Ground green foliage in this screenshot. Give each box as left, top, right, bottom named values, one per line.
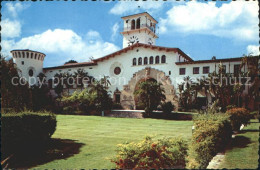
left=111, top=136, right=188, bottom=169
left=64, top=60, right=78, bottom=64
left=31, top=83, right=53, bottom=111
left=1, top=111, right=57, bottom=158
left=198, top=100, right=221, bottom=114
left=226, top=105, right=237, bottom=111
left=1, top=57, right=32, bottom=112
left=134, top=81, right=165, bottom=116
left=161, top=101, right=174, bottom=114
left=61, top=78, right=113, bottom=114
left=112, top=103, right=123, bottom=109
left=188, top=114, right=232, bottom=169
left=226, top=107, right=251, bottom=131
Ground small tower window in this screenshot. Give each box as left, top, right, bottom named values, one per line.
left=22, top=52, right=25, bottom=58
left=31, top=53, right=33, bottom=59
left=136, top=18, right=140, bottom=29
left=138, top=57, right=142, bottom=65
left=144, top=57, right=148, bottom=65
left=27, top=52, right=29, bottom=58
left=18, top=52, right=21, bottom=58
left=28, top=69, right=34, bottom=77
left=21, top=61, right=24, bottom=65
left=161, top=55, right=166, bottom=63
left=149, top=56, right=154, bottom=64
left=169, top=71, right=171, bottom=75
left=133, top=58, right=136, bottom=66
left=155, top=55, right=160, bottom=64
left=131, top=19, right=135, bottom=30
left=35, top=53, right=37, bottom=59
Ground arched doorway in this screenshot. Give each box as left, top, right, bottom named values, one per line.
left=134, top=78, right=157, bottom=110
left=120, top=67, right=178, bottom=110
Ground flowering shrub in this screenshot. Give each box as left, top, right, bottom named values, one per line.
left=226, top=107, right=250, bottom=131
left=187, top=114, right=232, bottom=169
left=111, top=136, right=188, bottom=169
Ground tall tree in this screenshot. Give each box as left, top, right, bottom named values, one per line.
left=1, top=57, right=32, bottom=112
left=134, top=80, right=165, bottom=116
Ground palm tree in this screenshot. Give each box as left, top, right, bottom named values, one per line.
left=240, top=54, right=259, bottom=110
left=74, top=68, right=91, bottom=90
left=134, top=80, right=165, bottom=115
left=100, top=75, right=111, bottom=89
left=63, top=72, right=73, bottom=95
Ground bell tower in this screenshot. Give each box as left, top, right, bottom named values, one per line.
left=121, top=12, right=158, bottom=48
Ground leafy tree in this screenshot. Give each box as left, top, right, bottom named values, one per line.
left=30, top=72, right=53, bottom=111
left=1, top=57, right=32, bottom=112
left=53, top=73, right=65, bottom=98
left=178, top=76, right=195, bottom=110
left=64, top=60, right=78, bottom=64
left=89, top=78, right=113, bottom=112
left=240, top=54, right=259, bottom=110
left=134, top=80, right=165, bottom=116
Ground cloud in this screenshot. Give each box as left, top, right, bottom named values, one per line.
left=109, top=0, right=165, bottom=15
left=159, top=1, right=259, bottom=42
left=2, top=29, right=120, bottom=66
left=111, top=22, right=119, bottom=41
left=6, top=2, right=29, bottom=18
left=247, top=45, right=260, bottom=56
left=1, top=19, right=22, bottom=38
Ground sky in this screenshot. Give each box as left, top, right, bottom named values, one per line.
left=1, top=0, right=259, bottom=67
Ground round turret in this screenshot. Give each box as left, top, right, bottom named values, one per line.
left=11, top=49, right=46, bottom=85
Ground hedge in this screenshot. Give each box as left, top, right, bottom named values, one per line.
left=111, top=136, right=188, bottom=169
left=187, top=114, right=232, bottom=169
left=1, top=111, right=57, bottom=158
left=226, top=107, right=251, bottom=131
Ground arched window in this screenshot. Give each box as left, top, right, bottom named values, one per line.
left=22, top=52, right=25, bottom=58
left=18, top=52, right=21, bottom=58
left=27, top=52, right=29, bottom=58
left=149, top=56, right=154, bottom=64
left=155, top=55, right=160, bottom=64
left=136, top=18, right=140, bottom=29
left=144, top=57, right=148, bottom=65
left=133, top=58, right=136, bottom=66
left=138, top=57, right=142, bottom=65
left=161, top=55, right=166, bottom=63
left=31, top=53, right=33, bottom=59
left=131, top=20, right=135, bottom=30
left=35, top=53, right=37, bottom=59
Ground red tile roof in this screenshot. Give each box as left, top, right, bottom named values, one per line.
left=43, top=61, right=97, bottom=70
left=93, top=43, right=193, bottom=62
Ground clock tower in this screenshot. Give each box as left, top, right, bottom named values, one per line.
left=121, top=12, right=158, bottom=48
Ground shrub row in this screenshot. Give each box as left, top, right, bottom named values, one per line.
left=111, top=136, right=188, bottom=169
left=226, top=107, right=251, bottom=131
left=1, top=111, right=57, bottom=158
left=187, top=114, right=232, bottom=169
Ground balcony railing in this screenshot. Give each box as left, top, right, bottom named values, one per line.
left=123, top=24, right=157, bottom=34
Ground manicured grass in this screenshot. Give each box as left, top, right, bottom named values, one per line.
left=219, top=119, right=259, bottom=169
left=35, top=115, right=193, bottom=169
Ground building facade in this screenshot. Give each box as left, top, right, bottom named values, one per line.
left=10, top=12, right=250, bottom=110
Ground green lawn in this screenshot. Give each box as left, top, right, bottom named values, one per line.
left=219, top=119, right=259, bottom=169
left=35, top=115, right=193, bottom=169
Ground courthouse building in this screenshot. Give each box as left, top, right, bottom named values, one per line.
left=11, top=12, right=249, bottom=109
